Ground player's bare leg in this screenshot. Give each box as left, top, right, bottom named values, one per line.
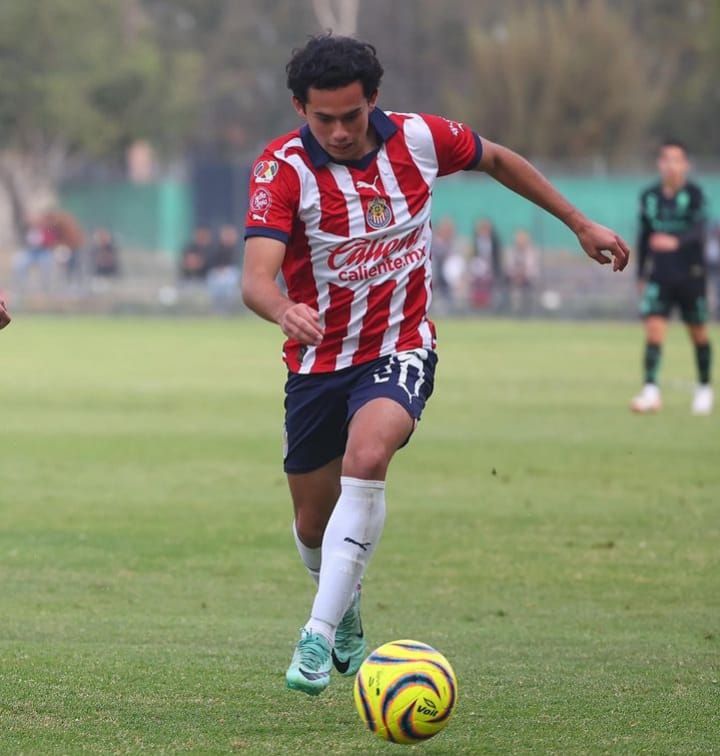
left=289, top=457, right=342, bottom=549
left=632, top=316, right=666, bottom=413
left=687, top=323, right=713, bottom=415
left=288, top=456, right=341, bottom=590
left=343, top=398, right=414, bottom=480
left=645, top=315, right=667, bottom=345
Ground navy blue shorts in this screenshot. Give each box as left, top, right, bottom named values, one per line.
left=283, top=348, right=438, bottom=474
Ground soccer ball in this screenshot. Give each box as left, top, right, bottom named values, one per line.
left=353, top=639, right=458, bottom=744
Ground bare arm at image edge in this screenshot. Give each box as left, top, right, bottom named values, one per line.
left=0, top=300, right=11, bottom=329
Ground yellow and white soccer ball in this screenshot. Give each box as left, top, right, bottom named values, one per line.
left=353, top=639, right=458, bottom=744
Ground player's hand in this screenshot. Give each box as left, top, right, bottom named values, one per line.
left=576, top=221, right=630, bottom=271
left=279, top=302, right=323, bottom=346
left=0, top=300, right=11, bottom=329
left=649, top=232, right=679, bottom=252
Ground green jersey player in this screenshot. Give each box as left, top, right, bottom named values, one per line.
left=631, top=140, right=713, bottom=415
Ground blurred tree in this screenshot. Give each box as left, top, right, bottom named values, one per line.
left=312, top=0, right=359, bottom=35
left=140, top=0, right=500, bottom=155
left=0, top=0, right=201, bottom=240
left=645, top=0, right=720, bottom=156
left=142, top=0, right=319, bottom=154
left=356, top=0, right=477, bottom=115
left=129, top=0, right=720, bottom=161
left=450, top=0, right=665, bottom=164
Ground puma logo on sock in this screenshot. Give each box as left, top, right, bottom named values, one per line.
left=344, top=537, right=371, bottom=551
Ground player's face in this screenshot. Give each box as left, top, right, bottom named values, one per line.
left=294, top=82, right=378, bottom=162
left=657, top=145, right=689, bottom=187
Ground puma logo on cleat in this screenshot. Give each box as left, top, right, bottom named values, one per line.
left=344, top=537, right=371, bottom=551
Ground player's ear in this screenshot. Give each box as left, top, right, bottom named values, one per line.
left=367, top=90, right=379, bottom=110
left=291, top=96, right=307, bottom=119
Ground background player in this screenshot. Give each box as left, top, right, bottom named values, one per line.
left=631, top=140, right=713, bottom=415
left=241, top=34, right=630, bottom=696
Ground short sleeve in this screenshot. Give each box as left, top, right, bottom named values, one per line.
left=420, top=114, right=483, bottom=176
left=244, top=154, right=300, bottom=244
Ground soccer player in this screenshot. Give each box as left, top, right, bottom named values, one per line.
left=631, top=140, right=713, bottom=415
left=241, top=34, right=630, bottom=696
left=0, top=298, right=11, bottom=329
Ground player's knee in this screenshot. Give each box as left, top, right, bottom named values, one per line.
left=294, top=510, right=325, bottom=547
left=343, top=444, right=390, bottom=480
left=689, top=325, right=708, bottom=343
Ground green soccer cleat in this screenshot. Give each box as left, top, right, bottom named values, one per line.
left=332, top=589, right=366, bottom=676
left=286, top=629, right=332, bottom=696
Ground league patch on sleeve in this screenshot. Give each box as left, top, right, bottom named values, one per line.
left=253, top=160, right=279, bottom=183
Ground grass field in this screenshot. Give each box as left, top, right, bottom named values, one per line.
left=1, top=316, right=718, bottom=755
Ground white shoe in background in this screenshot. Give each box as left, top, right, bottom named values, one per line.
left=630, top=384, right=662, bottom=413
left=691, top=384, right=714, bottom=416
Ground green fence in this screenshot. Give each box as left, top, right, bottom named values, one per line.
left=431, top=173, right=720, bottom=249
left=60, top=181, right=192, bottom=257
left=59, top=173, right=719, bottom=258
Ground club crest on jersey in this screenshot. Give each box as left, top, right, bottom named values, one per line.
left=253, top=160, right=279, bottom=183
left=250, top=188, right=272, bottom=223
left=366, top=197, right=392, bottom=230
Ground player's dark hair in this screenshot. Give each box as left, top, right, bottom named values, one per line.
left=659, top=138, right=689, bottom=155
left=286, top=34, right=384, bottom=106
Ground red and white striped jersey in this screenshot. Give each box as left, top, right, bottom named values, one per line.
left=244, top=108, right=482, bottom=373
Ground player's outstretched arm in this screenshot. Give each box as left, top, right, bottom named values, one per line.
left=0, top=299, right=11, bottom=329
left=474, top=139, right=630, bottom=271
left=241, top=237, right=323, bottom=346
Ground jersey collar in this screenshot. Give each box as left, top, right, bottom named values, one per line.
left=300, top=108, right=398, bottom=169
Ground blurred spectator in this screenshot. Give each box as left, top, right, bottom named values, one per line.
left=127, top=139, right=156, bottom=184
left=179, top=226, right=212, bottom=281
left=470, top=219, right=504, bottom=311
left=206, top=224, right=241, bottom=312
left=706, top=222, right=720, bottom=320
left=13, top=213, right=57, bottom=293
left=506, top=229, right=541, bottom=316
left=432, top=217, right=467, bottom=311
left=46, top=209, right=85, bottom=286
left=90, top=228, right=120, bottom=278
left=431, top=217, right=453, bottom=305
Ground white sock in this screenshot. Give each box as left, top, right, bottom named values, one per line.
left=305, top=476, right=386, bottom=645
left=292, top=520, right=321, bottom=585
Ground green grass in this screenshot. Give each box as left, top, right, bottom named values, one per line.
left=1, top=316, right=718, bottom=755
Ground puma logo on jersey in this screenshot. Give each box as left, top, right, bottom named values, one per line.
left=356, top=176, right=382, bottom=195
